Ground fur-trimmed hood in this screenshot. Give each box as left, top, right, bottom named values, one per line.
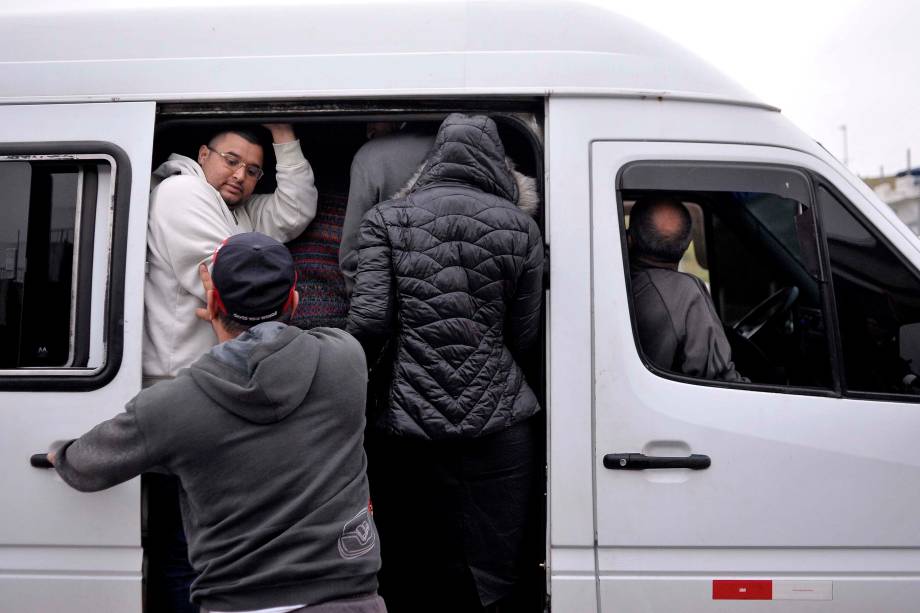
left=393, top=113, right=540, bottom=217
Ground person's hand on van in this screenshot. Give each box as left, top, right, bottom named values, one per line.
left=262, top=123, right=296, bottom=144
left=195, top=263, right=215, bottom=322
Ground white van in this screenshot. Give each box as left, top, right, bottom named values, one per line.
left=3, top=2, right=920, bottom=611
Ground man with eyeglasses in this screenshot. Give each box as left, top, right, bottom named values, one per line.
left=145, top=124, right=317, bottom=382
left=143, top=124, right=316, bottom=612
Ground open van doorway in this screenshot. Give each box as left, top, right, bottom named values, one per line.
left=148, top=102, right=548, bottom=612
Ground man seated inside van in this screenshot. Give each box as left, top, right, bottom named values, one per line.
left=628, top=195, right=747, bottom=382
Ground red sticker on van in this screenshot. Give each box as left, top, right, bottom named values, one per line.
left=712, top=580, right=772, bottom=600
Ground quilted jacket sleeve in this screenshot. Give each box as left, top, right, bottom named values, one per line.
left=346, top=207, right=396, bottom=357
left=507, top=220, right=544, bottom=354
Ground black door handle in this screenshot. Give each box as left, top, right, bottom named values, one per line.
left=603, top=453, right=710, bottom=470
left=30, top=453, right=53, bottom=469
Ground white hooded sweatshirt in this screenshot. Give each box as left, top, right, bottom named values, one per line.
left=143, top=140, right=317, bottom=380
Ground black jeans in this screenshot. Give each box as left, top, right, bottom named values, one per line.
left=367, top=418, right=539, bottom=613
left=145, top=474, right=198, bottom=613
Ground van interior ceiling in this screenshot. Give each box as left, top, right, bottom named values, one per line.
left=150, top=103, right=548, bottom=609
left=153, top=104, right=544, bottom=200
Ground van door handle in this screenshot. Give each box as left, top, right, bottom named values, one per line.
left=603, top=453, right=710, bottom=470
left=30, top=453, right=53, bottom=469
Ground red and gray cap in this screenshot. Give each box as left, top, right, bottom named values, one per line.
left=212, top=232, right=296, bottom=324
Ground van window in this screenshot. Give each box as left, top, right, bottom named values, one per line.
left=0, top=157, right=107, bottom=369
left=817, top=185, right=920, bottom=397
left=619, top=163, right=834, bottom=391
left=619, top=162, right=920, bottom=400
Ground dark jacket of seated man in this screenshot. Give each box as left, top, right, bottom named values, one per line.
left=629, top=195, right=747, bottom=383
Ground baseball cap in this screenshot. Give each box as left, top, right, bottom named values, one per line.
left=211, top=232, right=296, bottom=324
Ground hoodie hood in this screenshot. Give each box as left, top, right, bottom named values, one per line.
left=190, top=322, right=318, bottom=424
left=393, top=113, right=540, bottom=216
left=151, top=153, right=207, bottom=190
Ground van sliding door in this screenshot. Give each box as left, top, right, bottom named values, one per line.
left=0, top=102, right=153, bottom=613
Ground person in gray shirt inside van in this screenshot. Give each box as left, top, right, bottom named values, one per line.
left=338, top=122, right=435, bottom=298
left=46, top=233, right=384, bottom=613
left=629, top=195, right=747, bottom=382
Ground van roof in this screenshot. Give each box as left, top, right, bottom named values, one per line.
left=0, top=0, right=773, bottom=109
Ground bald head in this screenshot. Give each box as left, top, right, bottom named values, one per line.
left=630, top=195, right=693, bottom=264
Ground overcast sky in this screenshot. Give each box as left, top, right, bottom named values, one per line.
left=593, top=0, right=919, bottom=178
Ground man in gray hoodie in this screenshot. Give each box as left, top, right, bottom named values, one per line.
left=46, top=233, right=384, bottom=613
left=144, top=126, right=318, bottom=612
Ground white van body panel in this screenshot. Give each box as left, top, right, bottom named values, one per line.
left=592, top=144, right=920, bottom=611
left=0, top=101, right=153, bottom=612
left=596, top=140, right=917, bottom=613
left=0, top=1, right=769, bottom=108
left=547, top=95, right=920, bottom=611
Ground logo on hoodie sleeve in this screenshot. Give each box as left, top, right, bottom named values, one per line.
left=337, top=506, right=377, bottom=559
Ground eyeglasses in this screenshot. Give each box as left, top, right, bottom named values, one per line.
left=206, top=146, right=264, bottom=181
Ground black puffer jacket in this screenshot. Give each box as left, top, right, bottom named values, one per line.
left=346, top=114, right=544, bottom=440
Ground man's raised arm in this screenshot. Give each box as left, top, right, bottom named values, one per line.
left=245, top=123, right=318, bottom=241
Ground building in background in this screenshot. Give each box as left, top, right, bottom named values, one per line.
left=866, top=169, right=920, bottom=235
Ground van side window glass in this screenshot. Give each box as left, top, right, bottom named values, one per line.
left=0, top=159, right=100, bottom=369
left=620, top=164, right=834, bottom=391
left=817, top=186, right=920, bottom=396
left=742, top=193, right=803, bottom=263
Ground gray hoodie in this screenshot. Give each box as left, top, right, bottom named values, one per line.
left=55, top=324, right=379, bottom=610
